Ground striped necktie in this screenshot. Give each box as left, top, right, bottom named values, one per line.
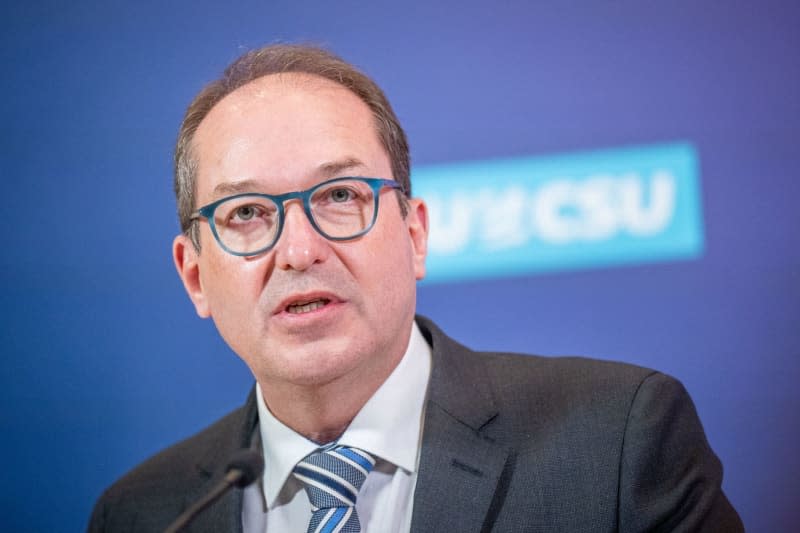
left=292, top=445, right=376, bottom=533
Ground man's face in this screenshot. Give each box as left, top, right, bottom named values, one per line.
left=173, top=73, right=428, bottom=394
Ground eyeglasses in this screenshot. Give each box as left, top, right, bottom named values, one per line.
left=190, top=177, right=404, bottom=256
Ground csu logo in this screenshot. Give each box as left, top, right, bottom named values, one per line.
left=413, top=142, right=704, bottom=283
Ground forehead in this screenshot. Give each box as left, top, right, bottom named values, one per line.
left=206, top=71, right=368, bottom=122
left=191, top=73, right=387, bottom=199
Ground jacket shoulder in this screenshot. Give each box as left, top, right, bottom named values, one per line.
left=105, top=405, right=246, bottom=498
left=89, top=396, right=254, bottom=532
left=418, top=314, right=658, bottom=405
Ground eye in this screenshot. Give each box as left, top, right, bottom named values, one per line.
left=329, top=187, right=356, bottom=203
left=231, top=204, right=262, bottom=221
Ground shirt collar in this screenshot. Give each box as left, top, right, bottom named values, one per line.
left=256, top=321, right=432, bottom=509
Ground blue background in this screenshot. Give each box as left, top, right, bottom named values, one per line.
left=2, top=1, right=798, bottom=531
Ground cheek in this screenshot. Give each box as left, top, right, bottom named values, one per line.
left=199, top=260, right=270, bottom=359
left=355, top=223, right=417, bottom=302
left=199, top=255, right=265, bottom=317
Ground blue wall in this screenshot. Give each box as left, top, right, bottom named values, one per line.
left=2, top=1, right=798, bottom=530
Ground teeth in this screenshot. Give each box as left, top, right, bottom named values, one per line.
left=287, top=299, right=328, bottom=314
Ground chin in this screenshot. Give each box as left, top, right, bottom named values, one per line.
left=257, top=347, right=364, bottom=386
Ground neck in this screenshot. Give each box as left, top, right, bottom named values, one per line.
left=265, top=381, right=373, bottom=443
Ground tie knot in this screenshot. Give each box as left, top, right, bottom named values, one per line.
left=293, top=446, right=376, bottom=510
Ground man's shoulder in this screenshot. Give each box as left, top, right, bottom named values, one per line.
left=415, top=316, right=743, bottom=531
left=418, top=315, right=659, bottom=397
left=417, top=314, right=686, bottom=436
left=480, top=349, right=658, bottom=392
left=471, top=348, right=667, bottom=417
left=90, top=396, right=254, bottom=530
left=104, top=404, right=247, bottom=498
left=480, top=347, right=652, bottom=376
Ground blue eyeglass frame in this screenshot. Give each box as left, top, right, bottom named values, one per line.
left=190, top=176, right=404, bottom=257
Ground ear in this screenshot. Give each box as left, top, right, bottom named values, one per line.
left=173, top=234, right=211, bottom=318
left=406, top=198, right=429, bottom=280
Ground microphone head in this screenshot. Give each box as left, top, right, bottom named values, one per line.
left=225, top=448, right=264, bottom=488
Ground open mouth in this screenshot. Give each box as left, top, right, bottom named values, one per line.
left=286, top=298, right=331, bottom=314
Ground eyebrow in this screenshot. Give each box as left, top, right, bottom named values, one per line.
left=211, top=179, right=264, bottom=197
left=317, top=157, right=367, bottom=178
left=210, top=157, right=368, bottom=198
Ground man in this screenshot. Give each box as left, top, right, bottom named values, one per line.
left=90, top=44, right=742, bottom=532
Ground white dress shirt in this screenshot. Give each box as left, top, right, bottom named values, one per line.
left=242, top=322, right=432, bottom=532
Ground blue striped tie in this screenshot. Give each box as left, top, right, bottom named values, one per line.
left=293, top=445, right=376, bottom=533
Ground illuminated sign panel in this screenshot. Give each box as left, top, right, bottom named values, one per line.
left=413, top=142, right=704, bottom=283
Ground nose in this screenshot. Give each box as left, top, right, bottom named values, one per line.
left=273, top=201, right=330, bottom=271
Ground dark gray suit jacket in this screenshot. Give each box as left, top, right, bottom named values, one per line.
left=89, top=316, right=742, bottom=532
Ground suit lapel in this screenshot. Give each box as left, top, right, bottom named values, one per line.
left=411, top=317, right=511, bottom=533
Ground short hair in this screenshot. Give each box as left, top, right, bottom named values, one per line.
left=174, top=44, right=411, bottom=247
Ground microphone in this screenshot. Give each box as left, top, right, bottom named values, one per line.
left=163, top=448, right=264, bottom=533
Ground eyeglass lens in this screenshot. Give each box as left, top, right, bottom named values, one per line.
left=211, top=178, right=377, bottom=254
